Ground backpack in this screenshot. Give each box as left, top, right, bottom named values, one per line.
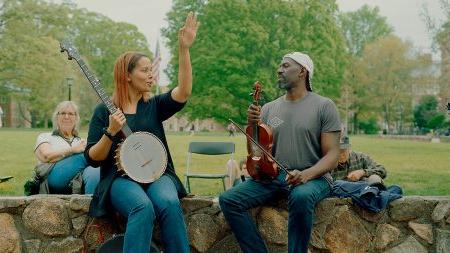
left=24, top=163, right=55, bottom=195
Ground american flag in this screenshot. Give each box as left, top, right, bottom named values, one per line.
left=152, top=39, right=161, bottom=87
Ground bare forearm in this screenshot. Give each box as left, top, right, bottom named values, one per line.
left=36, top=146, right=75, bottom=163
left=173, top=46, right=192, bottom=102
left=305, top=150, right=339, bottom=179
left=88, top=136, right=113, bottom=161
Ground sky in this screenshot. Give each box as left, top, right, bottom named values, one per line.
left=61, top=0, right=446, bottom=86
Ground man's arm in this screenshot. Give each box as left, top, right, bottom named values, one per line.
left=286, top=131, right=340, bottom=185
left=347, top=152, right=387, bottom=181
left=361, top=153, right=387, bottom=179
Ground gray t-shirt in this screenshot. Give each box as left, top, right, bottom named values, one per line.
left=261, top=92, right=341, bottom=180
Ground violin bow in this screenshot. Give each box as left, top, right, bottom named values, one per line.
left=228, top=119, right=292, bottom=176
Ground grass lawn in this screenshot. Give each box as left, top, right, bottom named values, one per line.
left=0, top=128, right=449, bottom=196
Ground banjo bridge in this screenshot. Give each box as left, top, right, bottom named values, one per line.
left=141, top=159, right=152, bottom=167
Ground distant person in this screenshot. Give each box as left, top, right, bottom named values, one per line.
left=226, top=158, right=251, bottom=187
left=34, top=101, right=100, bottom=194
left=331, top=136, right=386, bottom=186
left=227, top=123, right=236, bottom=137
left=0, top=105, right=3, bottom=128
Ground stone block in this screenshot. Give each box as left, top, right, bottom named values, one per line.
left=384, top=236, right=427, bottom=253
left=182, top=196, right=213, bottom=213
left=22, top=198, right=70, bottom=237
left=257, top=207, right=288, bottom=245
left=324, top=205, right=371, bottom=253
left=0, top=197, right=26, bottom=212
left=375, top=223, right=401, bottom=250
left=0, top=213, right=21, bottom=253
left=436, top=229, right=450, bottom=253
left=187, top=213, right=220, bottom=252
left=69, top=195, right=91, bottom=212
left=315, top=198, right=337, bottom=224
left=72, top=215, right=89, bottom=237
left=432, top=201, right=450, bottom=223
left=43, top=237, right=84, bottom=253
left=24, top=239, right=41, bottom=253
left=390, top=197, right=438, bottom=221
left=206, top=234, right=241, bottom=253
left=354, top=205, right=387, bottom=223
left=408, top=221, right=433, bottom=244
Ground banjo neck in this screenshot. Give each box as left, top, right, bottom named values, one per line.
left=60, top=41, right=132, bottom=137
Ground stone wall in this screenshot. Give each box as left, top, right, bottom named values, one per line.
left=377, top=135, right=450, bottom=143
left=0, top=195, right=449, bottom=253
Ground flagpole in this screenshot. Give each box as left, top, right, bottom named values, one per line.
left=153, top=38, right=161, bottom=95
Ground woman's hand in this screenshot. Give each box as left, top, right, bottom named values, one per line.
left=179, top=12, right=200, bottom=49
left=71, top=139, right=87, bottom=153
left=107, top=109, right=126, bottom=136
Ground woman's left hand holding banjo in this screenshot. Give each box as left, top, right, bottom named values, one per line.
left=87, top=109, right=125, bottom=162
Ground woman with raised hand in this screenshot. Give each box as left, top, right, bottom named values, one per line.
left=84, top=13, right=199, bottom=253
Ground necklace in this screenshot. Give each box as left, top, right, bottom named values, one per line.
left=61, top=135, right=75, bottom=145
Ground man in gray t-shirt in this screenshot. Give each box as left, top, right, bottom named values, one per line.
left=220, top=52, right=341, bottom=253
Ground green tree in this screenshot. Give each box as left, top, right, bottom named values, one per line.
left=352, top=35, right=416, bottom=134
left=422, top=0, right=450, bottom=110
left=163, top=0, right=347, bottom=124
left=338, top=4, right=393, bottom=133
left=339, top=4, right=393, bottom=57
left=0, top=0, right=151, bottom=127
left=413, top=95, right=444, bottom=131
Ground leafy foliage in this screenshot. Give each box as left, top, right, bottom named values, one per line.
left=338, top=4, right=393, bottom=56
left=350, top=36, right=418, bottom=133
left=163, top=0, right=347, bottom=124
left=0, top=0, right=151, bottom=126
left=413, top=95, right=448, bottom=132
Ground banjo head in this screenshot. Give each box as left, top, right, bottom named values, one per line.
left=117, top=132, right=168, bottom=184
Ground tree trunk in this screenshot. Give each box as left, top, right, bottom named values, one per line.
left=353, top=112, right=358, bottom=134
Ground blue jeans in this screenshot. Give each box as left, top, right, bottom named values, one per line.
left=219, top=171, right=330, bottom=253
left=110, top=175, right=189, bottom=253
left=47, top=153, right=100, bottom=194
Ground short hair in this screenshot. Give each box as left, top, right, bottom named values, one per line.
left=51, top=101, right=80, bottom=135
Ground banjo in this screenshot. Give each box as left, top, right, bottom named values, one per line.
left=59, top=41, right=167, bottom=184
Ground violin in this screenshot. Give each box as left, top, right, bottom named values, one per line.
left=244, top=82, right=278, bottom=180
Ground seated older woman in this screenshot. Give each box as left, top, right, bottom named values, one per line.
left=34, top=101, right=100, bottom=194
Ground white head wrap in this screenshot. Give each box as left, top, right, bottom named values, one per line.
left=284, top=52, right=314, bottom=91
